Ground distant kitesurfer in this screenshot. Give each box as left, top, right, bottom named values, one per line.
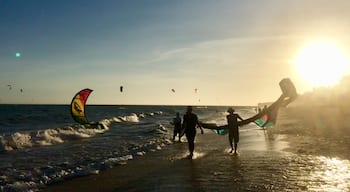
left=173, top=112, right=182, bottom=141
left=263, top=105, right=268, bottom=112
left=182, top=106, right=204, bottom=159
left=226, top=107, right=243, bottom=154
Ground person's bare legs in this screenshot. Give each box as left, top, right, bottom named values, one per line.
left=186, top=133, right=195, bottom=158
left=234, top=143, right=238, bottom=154
left=229, top=135, right=234, bottom=153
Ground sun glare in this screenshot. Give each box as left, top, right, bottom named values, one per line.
left=294, top=41, right=350, bottom=87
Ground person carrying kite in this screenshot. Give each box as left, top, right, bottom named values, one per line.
left=226, top=107, right=244, bottom=154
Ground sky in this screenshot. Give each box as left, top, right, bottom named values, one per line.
left=1, top=0, right=350, bottom=106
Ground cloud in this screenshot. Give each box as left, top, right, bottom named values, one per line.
left=136, top=35, right=298, bottom=79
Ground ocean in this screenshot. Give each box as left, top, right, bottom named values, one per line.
left=0, top=104, right=256, bottom=192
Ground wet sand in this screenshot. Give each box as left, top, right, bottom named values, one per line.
left=44, top=108, right=350, bottom=192
left=271, top=107, right=350, bottom=160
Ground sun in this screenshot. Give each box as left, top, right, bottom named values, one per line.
left=293, top=41, right=350, bottom=87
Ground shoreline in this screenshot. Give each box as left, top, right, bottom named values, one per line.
left=44, top=126, right=292, bottom=192
left=43, top=106, right=350, bottom=191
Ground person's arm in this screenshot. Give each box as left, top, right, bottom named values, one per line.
left=197, top=116, right=204, bottom=134
left=182, top=115, right=186, bottom=130
left=198, top=124, right=204, bottom=134
left=238, top=114, right=244, bottom=121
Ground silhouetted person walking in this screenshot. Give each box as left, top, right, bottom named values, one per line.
left=173, top=112, right=182, bottom=141
left=227, top=107, right=243, bottom=154
left=182, top=106, right=203, bottom=159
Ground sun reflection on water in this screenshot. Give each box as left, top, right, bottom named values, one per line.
left=310, top=156, right=350, bottom=191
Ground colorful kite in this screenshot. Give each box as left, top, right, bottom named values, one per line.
left=201, top=78, right=297, bottom=135
left=70, top=88, right=93, bottom=125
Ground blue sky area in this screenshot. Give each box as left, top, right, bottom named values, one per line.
left=1, top=0, right=350, bottom=105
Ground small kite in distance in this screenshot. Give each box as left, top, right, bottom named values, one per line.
left=7, top=85, right=12, bottom=90
left=20, top=89, right=23, bottom=93
left=120, top=86, right=123, bottom=93
left=171, top=89, right=175, bottom=93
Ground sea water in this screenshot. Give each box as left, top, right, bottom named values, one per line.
left=0, top=105, right=256, bottom=191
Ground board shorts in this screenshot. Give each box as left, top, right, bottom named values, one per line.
left=229, top=129, right=239, bottom=144
left=185, top=129, right=196, bottom=141
left=174, top=124, right=182, bottom=133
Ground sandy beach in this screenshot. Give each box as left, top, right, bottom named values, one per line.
left=44, top=106, right=350, bottom=192
left=271, top=106, right=350, bottom=160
